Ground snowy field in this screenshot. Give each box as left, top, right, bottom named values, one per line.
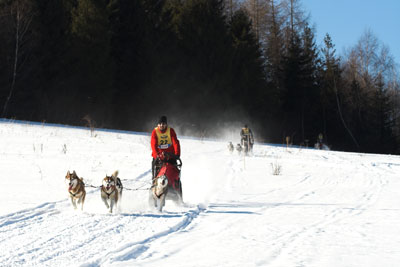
left=1, top=120, right=400, bottom=267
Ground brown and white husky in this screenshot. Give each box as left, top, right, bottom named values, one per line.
left=101, top=170, right=123, bottom=213
left=65, top=170, right=86, bottom=211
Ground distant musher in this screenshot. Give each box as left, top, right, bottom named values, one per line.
left=240, top=124, right=254, bottom=154
left=315, top=133, right=324, bottom=149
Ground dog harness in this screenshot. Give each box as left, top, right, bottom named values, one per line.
left=151, top=176, right=168, bottom=199
left=155, top=127, right=172, bottom=149
left=69, top=178, right=83, bottom=197
left=101, top=185, right=116, bottom=199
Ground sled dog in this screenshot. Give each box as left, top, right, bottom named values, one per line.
left=65, top=170, right=86, bottom=211
left=101, top=170, right=123, bottom=213
left=236, top=143, right=243, bottom=155
left=150, top=175, right=169, bottom=212
left=228, top=142, right=234, bottom=153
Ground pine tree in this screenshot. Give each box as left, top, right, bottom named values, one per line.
left=68, top=0, right=114, bottom=125
left=370, top=74, right=397, bottom=153
left=300, top=24, right=320, bottom=141
left=280, top=31, right=304, bottom=141
left=319, top=33, right=342, bottom=146
left=32, top=0, right=73, bottom=122
left=168, top=0, right=233, bottom=118
left=229, top=8, right=271, bottom=125
left=264, top=0, right=284, bottom=108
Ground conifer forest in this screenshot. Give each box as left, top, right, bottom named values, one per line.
left=0, top=0, right=399, bottom=154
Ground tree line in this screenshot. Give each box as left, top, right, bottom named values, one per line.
left=0, top=0, right=399, bottom=154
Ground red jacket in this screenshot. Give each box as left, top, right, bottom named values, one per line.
left=151, top=126, right=180, bottom=159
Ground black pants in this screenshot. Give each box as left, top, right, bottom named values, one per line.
left=152, top=158, right=158, bottom=179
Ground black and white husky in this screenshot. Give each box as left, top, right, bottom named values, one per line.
left=101, top=170, right=123, bottom=213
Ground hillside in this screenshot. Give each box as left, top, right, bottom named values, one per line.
left=1, top=121, right=400, bottom=267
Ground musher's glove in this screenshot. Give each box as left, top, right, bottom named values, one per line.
left=157, top=152, right=164, bottom=160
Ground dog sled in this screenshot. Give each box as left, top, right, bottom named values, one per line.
left=150, top=152, right=183, bottom=210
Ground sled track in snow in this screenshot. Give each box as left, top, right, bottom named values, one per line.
left=0, top=197, right=205, bottom=266
left=262, top=163, right=387, bottom=266
left=93, top=205, right=205, bottom=265
left=0, top=168, right=205, bottom=266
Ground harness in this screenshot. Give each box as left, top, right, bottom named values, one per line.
left=153, top=188, right=164, bottom=199
left=151, top=177, right=167, bottom=199
left=69, top=178, right=83, bottom=197
left=101, top=185, right=116, bottom=199
left=69, top=191, right=79, bottom=197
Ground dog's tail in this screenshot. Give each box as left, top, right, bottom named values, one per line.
left=112, top=170, right=123, bottom=192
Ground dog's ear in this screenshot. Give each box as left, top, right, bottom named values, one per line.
left=66, top=171, right=71, bottom=179
left=73, top=170, right=77, bottom=177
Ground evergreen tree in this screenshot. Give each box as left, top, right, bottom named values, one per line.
left=68, top=0, right=114, bottom=125
left=108, top=0, right=151, bottom=129
left=319, top=33, right=342, bottom=146
left=168, top=0, right=234, bottom=121
left=280, top=31, right=304, bottom=142
left=370, top=74, right=397, bottom=153
left=33, top=0, right=73, bottom=122
left=264, top=0, right=284, bottom=110
left=229, top=8, right=271, bottom=131
left=280, top=23, right=320, bottom=143
left=300, top=24, right=320, bottom=141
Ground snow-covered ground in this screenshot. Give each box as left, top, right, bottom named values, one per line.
left=1, top=120, right=400, bottom=267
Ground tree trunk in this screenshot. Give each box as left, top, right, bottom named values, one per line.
left=2, top=0, right=33, bottom=118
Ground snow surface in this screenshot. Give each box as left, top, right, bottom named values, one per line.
left=1, top=121, right=400, bottom=267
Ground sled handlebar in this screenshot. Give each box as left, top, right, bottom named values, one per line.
left=156, top=152, right=182, bottom=166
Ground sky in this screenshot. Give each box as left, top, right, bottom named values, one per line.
left=1, top=120, right=400, bottom=266
left=303, top=0, right=400, bottom=65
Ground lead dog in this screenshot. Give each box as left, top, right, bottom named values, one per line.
left=149, top=175, right=169, bottom=212
left=65, top=170, right=86, bottom=211
left=101, top=170, right=123, bottom=213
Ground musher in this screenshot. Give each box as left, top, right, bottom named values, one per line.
left=150, top=116, right=181, bottom=178
left=240, top=124, right=254, bottom=153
